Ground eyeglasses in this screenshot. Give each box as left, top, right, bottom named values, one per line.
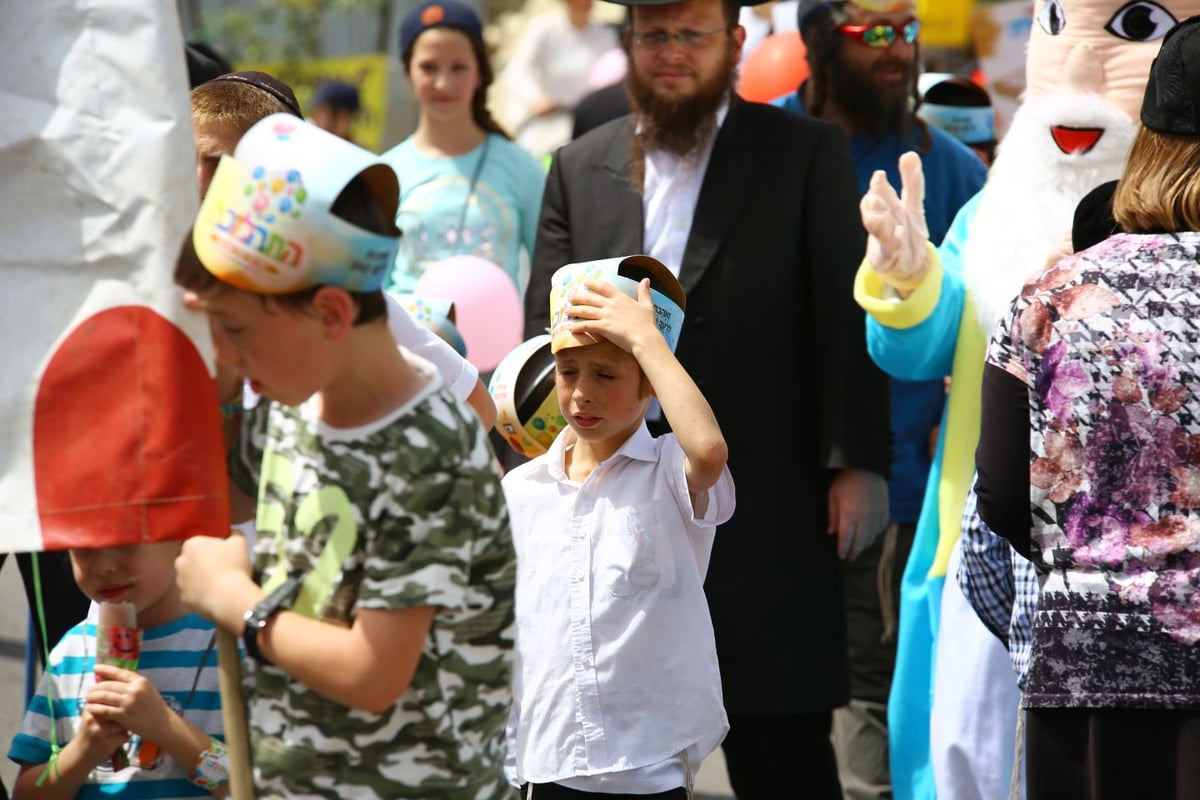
left=629, top=26, right=733, bottom=50
left=836, top=20, right=920, bottom=47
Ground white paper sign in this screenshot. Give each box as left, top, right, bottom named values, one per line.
left=0, top=2, right=227, bottom=552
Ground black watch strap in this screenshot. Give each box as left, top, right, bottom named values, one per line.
left=243, top=574, right=303, bottom=666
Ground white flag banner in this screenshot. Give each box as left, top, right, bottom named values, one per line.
left=0, top=1, right=228, bottom=552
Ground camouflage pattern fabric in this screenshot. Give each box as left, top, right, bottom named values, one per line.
left=230, top=371, right=516, bottom=799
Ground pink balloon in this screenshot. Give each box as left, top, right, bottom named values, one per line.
left=414, top=256, right=523, bottom=372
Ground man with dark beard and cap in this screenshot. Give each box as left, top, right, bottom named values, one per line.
left=774, top=1, right=985, bottom=232
left=769, top=4, right=986, bottom=800
left=522, top=0, right=891, bottom=796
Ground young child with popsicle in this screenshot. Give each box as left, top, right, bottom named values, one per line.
left=9, top=542, right=227, bottom=798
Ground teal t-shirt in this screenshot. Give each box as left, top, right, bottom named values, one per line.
left=380, top=133, right=546, bottom=293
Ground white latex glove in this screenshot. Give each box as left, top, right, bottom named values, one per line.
left=860, top=151, right=931, bottom=292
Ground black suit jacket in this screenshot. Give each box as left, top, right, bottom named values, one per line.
left=571, top=83, right=631, bottom=140
left=525, top=97, right=890, bottom=714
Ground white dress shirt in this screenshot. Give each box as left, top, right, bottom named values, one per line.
left=383, top=290, right=478, bottom=400
left=502, top=423, right=734, bottom=792
left=642, top=101, right=730, bottom=278
left=640, top=101, right=727, bottom=422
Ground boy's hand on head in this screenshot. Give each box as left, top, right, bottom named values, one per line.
left=567, top=278, right=661, bottom=356
left=86, top=664, right=173, bottom=743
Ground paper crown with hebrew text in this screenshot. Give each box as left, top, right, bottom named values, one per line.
left=488, top=335, right=566, bottom=458
left=549, top=255, right=686, bottom=354
left=193, top=113, right=400, bottom=294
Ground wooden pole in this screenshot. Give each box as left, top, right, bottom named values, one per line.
left=216, top=628, right=256, bottom=799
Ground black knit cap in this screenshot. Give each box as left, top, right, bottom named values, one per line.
left=313, top=80, right=361, bottom=112
left=398, top=0, right=484, bottom=61
left=1142, top=16, right=1200, bottom=135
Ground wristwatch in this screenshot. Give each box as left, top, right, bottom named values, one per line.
left=242, top=575, right=303, bottom=666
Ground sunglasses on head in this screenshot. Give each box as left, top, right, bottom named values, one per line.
left=836, top=19, right=920, bottom=47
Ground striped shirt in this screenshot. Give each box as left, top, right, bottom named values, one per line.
left=9, top=612, right=223, bottom=799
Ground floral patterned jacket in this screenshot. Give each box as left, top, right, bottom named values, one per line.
left=988, top=232, right=1200, bottom=709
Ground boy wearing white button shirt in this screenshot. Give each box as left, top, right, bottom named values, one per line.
left=502, top=257, right=734, bottom=799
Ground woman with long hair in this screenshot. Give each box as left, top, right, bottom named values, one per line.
left=382, top=0, right=546, bottom=295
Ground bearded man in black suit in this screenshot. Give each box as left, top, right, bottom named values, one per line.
left=523, top=0, right=891, bottom=795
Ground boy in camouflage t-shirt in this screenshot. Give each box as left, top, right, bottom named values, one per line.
left=173, top=115, right=515, bottom=799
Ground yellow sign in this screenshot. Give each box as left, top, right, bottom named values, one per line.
left=916, top=0, right=976, bottom=48
left=237, top=53, right=390, bottom=153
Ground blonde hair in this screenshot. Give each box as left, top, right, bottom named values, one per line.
left=1113, top=126, right=1200, bottom=233
left=190, top=81, right=293, bottom=137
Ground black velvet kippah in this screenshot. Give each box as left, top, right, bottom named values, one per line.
left=205, top=71, right=304, bottom=119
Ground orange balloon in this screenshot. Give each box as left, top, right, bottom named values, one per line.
left=738, top=31, right=810, bottom=104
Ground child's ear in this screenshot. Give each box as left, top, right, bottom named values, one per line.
left=639, top=370, right=655, bottom=399
left=312, top=286, right=356, bottom=339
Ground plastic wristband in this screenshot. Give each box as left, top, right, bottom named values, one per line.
left=192, top=738, right=230, bottom=792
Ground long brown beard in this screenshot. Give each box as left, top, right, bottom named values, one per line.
left=826, top=48, right=914, bottom=139
left=626, top=40, right=739, bottom=193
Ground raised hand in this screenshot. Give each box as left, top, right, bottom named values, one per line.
left=860, top=151, right=931, bottom=292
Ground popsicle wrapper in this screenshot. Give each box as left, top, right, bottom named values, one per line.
left=96, top=601, right=141, bottom=670
left=95, top=602, right=141, bottom=769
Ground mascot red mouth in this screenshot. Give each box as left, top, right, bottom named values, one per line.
left=1050, top=126, right=1104, bottom=154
